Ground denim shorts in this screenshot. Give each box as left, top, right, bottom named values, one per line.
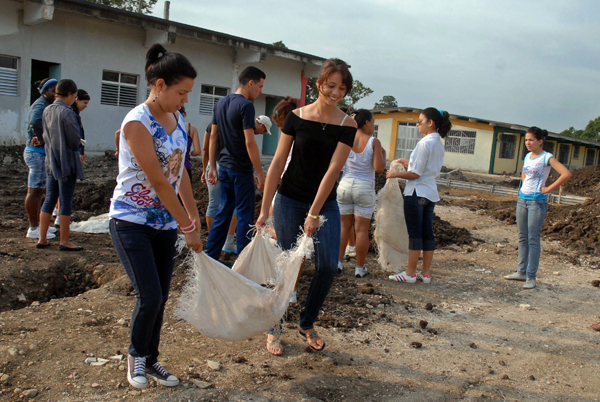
left=23, top=149, right=46, bottom=188
left=206, top=164, right=237, bottom=218
left=336, top=177, right=376, bottom=219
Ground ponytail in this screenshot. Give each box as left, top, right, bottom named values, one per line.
left=351, top=109, right=373, bottom=129
left=527, top=126, right=548, bottom=141
left=422, top=107, right=452, bottom=138
left=145, top=43, right=197, bottom=86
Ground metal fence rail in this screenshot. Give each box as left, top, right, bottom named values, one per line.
left=434, top=179, right=590, bottom=206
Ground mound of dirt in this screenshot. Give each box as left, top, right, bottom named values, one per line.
left=543, top=198, right=600, bottom=255
left=433, top=214, right=478, bottom=247
left=558, top=165, right=600, bottom=197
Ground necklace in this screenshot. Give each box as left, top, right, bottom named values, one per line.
left=316, top=107, right=331, bottom=131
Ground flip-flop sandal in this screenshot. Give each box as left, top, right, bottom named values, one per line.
left=298, top=329, right=326, bottom=351
left=266, top=337, right=283, bottom=356
left=591, top=322, right=600, bottom=331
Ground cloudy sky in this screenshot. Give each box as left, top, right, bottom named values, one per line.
left=154, top=0, right=599, bottom=133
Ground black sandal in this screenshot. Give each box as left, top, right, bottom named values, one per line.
left=298, top=329, right=326, bottom=351
left=35, top=243, right=50, bottom=249
left=59, top=245, right=83, bottom=252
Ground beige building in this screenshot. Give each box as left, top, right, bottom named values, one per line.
left=373, top=107, right=600, bottom=174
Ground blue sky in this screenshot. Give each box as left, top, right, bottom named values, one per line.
left=154, top=0, right=600, bottom=133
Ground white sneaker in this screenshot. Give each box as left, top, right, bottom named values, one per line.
left=337, top=261, right=344, bottom=273
left=345, top=245, right=356, bottom=258
left=523, top=278, right=536, bottom=289
left=503, top=272, right=527, bottom=281
left=388, top=271, right=417, bottom=283
left=355, top=266, right=368, bottom=278
left=48, top=226, right=57, bottom=234
left=416, top=272, right=431, bottom=284
left=26, top=227, right=56, bottom=239
left=127, top=355, right=148, bottom=389
left=54, top=215, right=60, bottom=226
left=52, top=207, right=58, bottom=217
left=289, top=290, right=297, bottom=304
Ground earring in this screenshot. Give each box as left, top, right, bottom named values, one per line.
left=153, top=92, right=159, bottom=102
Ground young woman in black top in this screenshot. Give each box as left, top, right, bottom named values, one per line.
left=257, top=59, right=357, bottom=355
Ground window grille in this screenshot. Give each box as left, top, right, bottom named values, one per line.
left=573, top=145, right=580, bottom=159
left=445, top=130, right=476, bottom=154
left=498, top=133, right=516, bottom=159
left=0, top=55, right=18, bottom=96
left=558, top=144, right=570, bottom=164
left=373, top=124, right=379, bottom=139
left=585, top=149, right=596, bottom=166
left=199, top=85, right=229, bottom=115
left=395, top=122, right=419, bottom=160
left=101, top=70, right=138, bottom=108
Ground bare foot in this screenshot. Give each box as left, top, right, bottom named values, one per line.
left=266, top=334, right=283, bottom=356
left=298, top=328, right=325, bottom=351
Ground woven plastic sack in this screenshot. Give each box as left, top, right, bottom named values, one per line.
left=232, top=229, right=281, bottom=285
left=70, top=213, right=110, bottom=234
left=373, top=161, right=409, bottom=272
left=176, top=228, right=312, bottom=341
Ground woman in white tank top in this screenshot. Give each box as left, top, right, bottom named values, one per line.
left=336, top=109, right=386, bottom=278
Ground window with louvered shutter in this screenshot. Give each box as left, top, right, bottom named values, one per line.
left=0, top=55, right=18, bottom=96
left=199, top=84, right=229, bottom=115
left=101, top=70, right=138, bottom=108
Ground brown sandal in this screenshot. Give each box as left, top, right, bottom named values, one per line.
left=266, top=335, right=283, bottom=356
left=298, top=329, right=326, bottom=351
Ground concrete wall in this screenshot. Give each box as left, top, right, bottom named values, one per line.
left=0, top=0, right=306, bottom=155
left=374, top=117, right=393, bottom=159
left=442, top=123, right=494, bottom=173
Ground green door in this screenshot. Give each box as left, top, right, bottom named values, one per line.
left=262, top=96, right=282, bottom=155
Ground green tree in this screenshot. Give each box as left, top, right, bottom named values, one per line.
left=373, top=95, right=398, bottom=109
left=561, top=116, right=600, bottom=141
left=85, top=0, right=157, bottom=14
left=272, top=41, right=288, bottom=49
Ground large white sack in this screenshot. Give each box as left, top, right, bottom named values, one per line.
left=176, top=230, right=312, bottom=341
left=232, top=229, right=281, bottom=285
left=373, top=161, right=409, bottom=272
left=70, top=213, right=110, bottom=234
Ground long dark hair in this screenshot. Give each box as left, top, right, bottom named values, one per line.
left=145, top=43, right=197, bottom=86
left=422, top=107, right=452, bottom=138
left=526, top=126, right=548, bottom=141
left=72, top=89, right=90, bottom=114
left=351, top=109, right=373, bottom=130
left=272, top=96, right=300, bottom=122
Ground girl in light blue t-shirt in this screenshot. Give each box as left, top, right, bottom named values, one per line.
left=503, top=127, right=571, bottom=289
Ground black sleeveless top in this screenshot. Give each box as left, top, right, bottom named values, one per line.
left=279, top=111, right=356, bottom=202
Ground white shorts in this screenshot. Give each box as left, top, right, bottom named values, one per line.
left=336, top=177, right=376, bottom=219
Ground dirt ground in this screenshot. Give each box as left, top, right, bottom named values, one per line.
left=1, top=148, right=600, bottom=402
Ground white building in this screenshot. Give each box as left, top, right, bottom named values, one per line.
left=0, top=0, right=324, bottom=154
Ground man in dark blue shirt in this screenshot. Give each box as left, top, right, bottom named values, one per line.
left=206, top=66, right=266, bottom=259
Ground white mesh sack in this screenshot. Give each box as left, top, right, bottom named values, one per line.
left=176, top=229, right=312, bottom=341
left=373, top=161, right=409, bottom=272
left=232, top=229, right=281, bottom=285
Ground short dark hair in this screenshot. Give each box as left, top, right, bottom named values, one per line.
left=527, top=126, right=548, bottom=141
left=146, top=43, right=197, bottom=86
left=55, top=79, right=78, bottom=96
left=239, top=66, right=266, bottom=86
left=316, top=58, right=353, bottom=96
left=76, top=89, right=90, bottom=101
left=272, top=96, right=300, bottom=122
left=352, top=109, right=373, bottom=129
left=422, top=107, right=452, bottom=138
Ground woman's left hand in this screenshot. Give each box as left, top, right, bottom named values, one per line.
left=386, top=170, right=397, bottom=179
left=304, top=215, right=319, bottom=237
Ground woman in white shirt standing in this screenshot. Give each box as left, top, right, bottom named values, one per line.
left=503, top=127, right=571, bottom=289
left=386, top=108, right=450, bottom=283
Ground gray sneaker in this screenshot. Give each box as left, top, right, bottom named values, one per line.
left=127, top=355, right=148, bottom=389
left=503, top=272, right=527, bottom=281
left=355, top=266, right=368, bottom=278
left=146, top=361, right=179, bottom=387
left=523, top=278, right=536, bottom=289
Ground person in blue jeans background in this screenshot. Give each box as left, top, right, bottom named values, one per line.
left=503, top=126, right=571, bottom=289
left=24, top=77, right=57, bottom=240
left=206, top=66, right=266, bottom=259
left=257, top=58, right=357, bottom=355
left=109, top=44, right=202, bottom=390
left=386, top=108, right=451, bottom=284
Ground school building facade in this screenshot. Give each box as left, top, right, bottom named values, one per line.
left=373, top=107, right=600, bottom=174
left=0, top=0, right=325, bottom=154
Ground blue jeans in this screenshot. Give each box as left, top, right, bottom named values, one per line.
left=41, top=171, right=77, bottom=216
left=273, top=193, right=340, bottom=330
left=206, top=164, right=237, bottom=218
left=205, top=165, right=255, bottom=259
left=404, top=193, right=436, bottom=251
left=109, top=219, right=177, bottom=365
left=23, top=149, right=46, bottom=188
left=516, top=198, right=547, bottom=280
